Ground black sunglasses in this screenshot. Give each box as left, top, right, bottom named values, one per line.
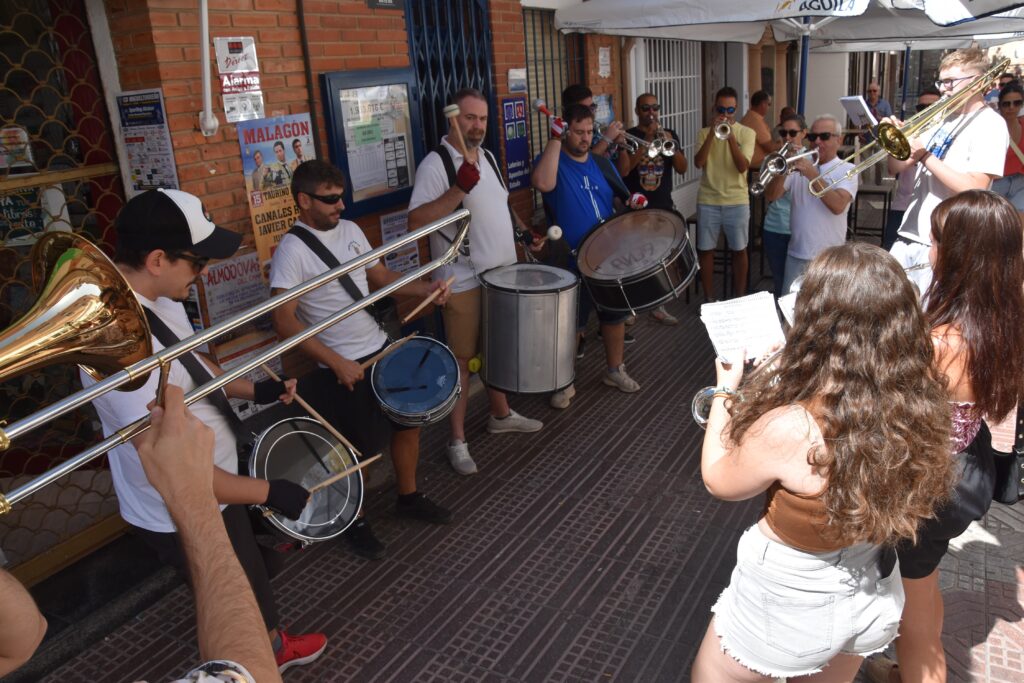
left=1000, top=99, right=1024, bottom=108
left=169, top=251, right=211, bottom=271
left=806, top=132, right=834, bottom=142
left=304, top=191, right=344, bottom=205
left=716, top=106, right=737, bottom=114
left=915, top=103, right=930, bottom=112
left=777, top=128, right=801, bottom=138
left=639, top=104, right=661, bottom=112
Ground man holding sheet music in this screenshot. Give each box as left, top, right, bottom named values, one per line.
left=765, top=114, right=856, bottom=295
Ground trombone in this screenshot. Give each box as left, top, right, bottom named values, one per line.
left=750, top=145, right=820, bottom=196
left=0, top=209, right=471, bottom=514
left=809, top=57, right=1009, bottom=197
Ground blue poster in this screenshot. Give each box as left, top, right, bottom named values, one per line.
left=501, top=95, right=529, bottom=191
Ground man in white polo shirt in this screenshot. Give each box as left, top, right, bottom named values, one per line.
left=766, top=114, right=857, bottom=293
left=407, top=88, right=543, bottom=477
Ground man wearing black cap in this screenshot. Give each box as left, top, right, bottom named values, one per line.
left=81, top=188, right=328, bottom=673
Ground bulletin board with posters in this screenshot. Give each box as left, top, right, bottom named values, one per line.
left=321, top=68, right=425, bottom=219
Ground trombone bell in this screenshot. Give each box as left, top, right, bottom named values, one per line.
left=0, top=233, right=152, bottom=392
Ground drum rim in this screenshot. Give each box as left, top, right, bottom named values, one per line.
left=479, top=263, right=580, bottom=295
left=582, top=240, right=697, bottom=286
left=249, top=415, right=363, bottom=543
left=575, top=208, right=688, bottom=280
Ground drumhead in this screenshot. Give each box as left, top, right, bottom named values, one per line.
left=371, top=337, right=459, bottom=416
left=576, top=209, right=688, bottom=280
left=480, top=263, right=578, bottom=293
left=249, top=417, right=361, bottom=543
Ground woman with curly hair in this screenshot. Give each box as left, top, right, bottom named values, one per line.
left=691, top=242, right=957, bottom=682
left=869, top=190, right=1024, bottom=683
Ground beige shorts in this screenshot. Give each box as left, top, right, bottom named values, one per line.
left=441, top=287, right=481, bottom=360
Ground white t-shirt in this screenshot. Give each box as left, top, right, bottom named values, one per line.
left=407, top=137, right=517, bottom=293
left=898, top=105, right=1008, bottom=244
left=785, top=157, right=858, bottom=260
left=270, top=219, right=387, bottom=360
left=81, top=295, right=237, bottom=533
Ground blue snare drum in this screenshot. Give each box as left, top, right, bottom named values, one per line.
left=370, top=337, right=460, bottom=427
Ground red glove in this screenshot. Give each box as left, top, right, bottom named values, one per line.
left=550, top=116, right=567, bottom=140
left=455, top=161, right=480, bottom=193
left=628, top=193, right=648, bottom=210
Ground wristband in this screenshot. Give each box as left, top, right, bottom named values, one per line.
left=253, top=378, right=287, bottom=405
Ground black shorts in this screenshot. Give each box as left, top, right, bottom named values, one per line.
left=896, top=423, right=995, bottom=579
left=302, top=342, right=416, bottom=457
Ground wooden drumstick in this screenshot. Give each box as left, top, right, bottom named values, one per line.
left=308, top=452, right=383, bottom=493
left=259, top=363, right=363, bottom=458
left=401, top=276, right=455, bottom=324
left=442, top=104, right=468, bottom=157
left=358, top=332, right=417, bottom=370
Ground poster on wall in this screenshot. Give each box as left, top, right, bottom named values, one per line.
left=116, top=88, right=180, bottom=197
left=214, top=36, right=265, bottom=123
left=338, top=84, right=413, bottom=202
left=593, top=94, right=614, bottom=128
left=501, top=96, right=528, bottom=191
left=237, top=113, right=316, bottom=277
left=380, top=210, right=419, bottom=274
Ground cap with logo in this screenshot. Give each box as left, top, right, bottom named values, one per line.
left=115, top=188, right=242, bottom=259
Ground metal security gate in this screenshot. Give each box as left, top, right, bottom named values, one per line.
left=406, top=0, right=496, bottom=154
left=1, top=0, right=126, bottom=583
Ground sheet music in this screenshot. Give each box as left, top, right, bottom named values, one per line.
left=700, top=292, right=786, bottom=364
left=777, top=292, right=797, bottom=327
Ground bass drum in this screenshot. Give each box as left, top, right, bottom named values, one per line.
left=249, top=417, right=361, bottom=545
left=575, top=208, right=697, bottom=313
left=480, top=263, right=578, bottom=394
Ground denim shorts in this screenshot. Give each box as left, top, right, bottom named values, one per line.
left=993, top=173, right=1024, bottom=211
left=697, top=203, right=750, bottom=251
left=711, top=523, right=904, bottom=678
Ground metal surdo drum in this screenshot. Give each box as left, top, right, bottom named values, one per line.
left=370, top=336, right=460, bottom=426
left=479, top=263, right=578, bottom=394
left=575, top=208, right=697, bottom=314
left=249, top=417, right=362, bottom=545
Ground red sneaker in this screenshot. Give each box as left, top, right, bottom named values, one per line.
left=275, top=630, right=327, bottom=673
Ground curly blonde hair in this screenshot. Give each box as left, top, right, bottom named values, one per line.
left=728, top=243, right=956, bottom=546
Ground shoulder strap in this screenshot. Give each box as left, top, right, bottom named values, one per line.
left=480, top=148, right=507, bottom=192
left=434, top=146, right=463, bottom=211
left=592, top=153, right=630, bottom=200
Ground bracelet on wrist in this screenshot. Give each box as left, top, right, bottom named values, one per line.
left=711, top=386, right=739, bottom=401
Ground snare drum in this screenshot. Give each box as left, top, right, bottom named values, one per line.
left=575, top=209, right=697, bottom=313
left=249, top=417, right=362, bottom=545
left=480, top=263, right=578, bottom=394
left=370, top=337, right=460, bottom=427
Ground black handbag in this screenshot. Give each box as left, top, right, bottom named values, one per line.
left=992, top=406, right=1024, bottom=505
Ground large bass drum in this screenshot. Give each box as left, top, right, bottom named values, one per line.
left=249, top=417, right=362, bottom=545
left=575, top=208, right=697, bottom=314
left=479, top=263, right=578, bottom=394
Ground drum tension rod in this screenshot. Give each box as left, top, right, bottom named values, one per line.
left=0, top=421, right=8, bottom=451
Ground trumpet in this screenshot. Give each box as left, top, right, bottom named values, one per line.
left=691, top=347, right=784, bottom=429
left=809, top=57, right=1009, bottom=197
left=714, top=121, right=732, bottom=140
left=593, top=121, right=639, bottom=155
left=0, top=209, right=471, bottom=514
left=621, top=127, right=677, bottom=159
left=750, top=146, right=820, bottom=196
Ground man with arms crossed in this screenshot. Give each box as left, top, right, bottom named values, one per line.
left=271, top=160, right=452, bottom=560
left=739, top=89, right=776, bottom=170
left=408, top=88, right=543, bottom=476
left=694, top=86, right=756, bottom=300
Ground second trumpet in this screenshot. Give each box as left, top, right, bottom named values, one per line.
left=750, top=147, right=820, bottom=196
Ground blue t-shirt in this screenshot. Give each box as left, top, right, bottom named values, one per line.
left=537, top=151, right=617, bottom=249
left=762, top=193, right=792, bottom=236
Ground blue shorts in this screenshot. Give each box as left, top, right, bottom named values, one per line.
left=697, top=203, right=750, bottom=251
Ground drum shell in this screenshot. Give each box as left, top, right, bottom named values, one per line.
left=480, top=266, right=578, bottom=394
left=582, top=252, right=694, bottom=313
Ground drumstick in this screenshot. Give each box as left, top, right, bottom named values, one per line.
left=401, top=276, right=455, bottom=324
left=259, top=363, right=363, bottom=458
left=442, top=104, right=468, bottom=157
left=308, top=452, right=383, bottom=493
left=358, top=332, right=417, bottom=370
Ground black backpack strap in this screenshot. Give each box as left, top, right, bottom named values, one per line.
left=592, top=153, right=630, bottom=201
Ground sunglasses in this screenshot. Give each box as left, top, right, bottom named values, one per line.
left=778, top=128, right=802, bottom=138
left=1000, top=99, right=1024, bottom=108
left=639, top=104, right=661, bottom=112
left=806, top=132, right=834, bottom=142
left=915, top=103, right=931, bottom=112
left=304, top=191, right=344, bottom=205
left=170, top=251, right=211, bottom=271
left=716, top=106, right=737, bottom=114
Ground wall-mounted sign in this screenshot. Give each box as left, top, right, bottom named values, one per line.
left=501, top=96, right=529, bottom=191
left=115, top=88, right=180, bottom=197
left=366, top=0, right=400, bottom=7
left=214, top=36, right=264, bottom=123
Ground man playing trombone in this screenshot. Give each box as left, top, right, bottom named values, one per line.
left=82, top=189, right=328, bottom=673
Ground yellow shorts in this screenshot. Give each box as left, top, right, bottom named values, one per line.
left=441, top=287, right=481, bottom=360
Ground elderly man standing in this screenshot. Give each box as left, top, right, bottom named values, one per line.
left=408, top=88, right=543, bottom=476
left=765, top=114, right=857, bottom=293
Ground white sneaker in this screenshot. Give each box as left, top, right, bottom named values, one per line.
left=550, top=383, right=576, bottom=409
left=487, top=409, right=543, bottom=434
left=602, top=364, right=640, bottom=393
left=447, top=440, right=477, bottom=475
left=651, top=306, right=679, bottom=326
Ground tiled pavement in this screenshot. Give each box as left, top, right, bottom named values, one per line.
left=34, top=272, right=1024, bottom=682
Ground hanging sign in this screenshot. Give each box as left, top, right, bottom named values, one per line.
left=501, top=96, right=528, bottom=191
left=214, top=37, right=265, bottom=123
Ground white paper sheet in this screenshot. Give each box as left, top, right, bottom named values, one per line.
left=700, top=292, right=786, bottom=364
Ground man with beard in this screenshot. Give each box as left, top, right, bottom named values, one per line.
left=408, top=88, right=543, bottom=476
left=82, top=189, right=328, bottom=673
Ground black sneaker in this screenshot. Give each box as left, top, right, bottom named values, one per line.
left=576, top=337, right=585, bottom=359
left=396, top=492, right=453, bottom=525
left=344, top=518, right=386, bottom=560
left=598, top=330, right=636, bottom=344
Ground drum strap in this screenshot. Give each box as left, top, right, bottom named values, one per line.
left=434, top=145, right=522, bottom=246
left=142, top=308, right=248, bottom=442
